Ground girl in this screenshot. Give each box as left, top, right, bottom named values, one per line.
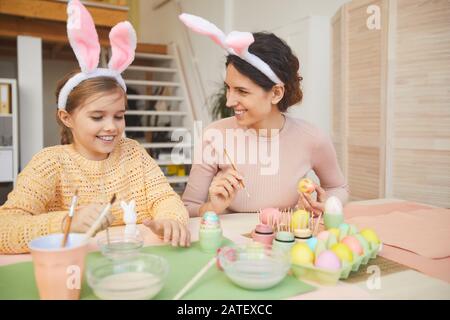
left=179, top=14, right=349, bottom=217
left=0, top=0, right=189, bottom=254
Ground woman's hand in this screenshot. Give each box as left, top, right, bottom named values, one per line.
left=143, top=218, right=191, bottom=247
left=200, top=168, right=244, bottom=215
left=297, top=183, right=326, bottom=217
left=68, top=204, right=114, bottom=235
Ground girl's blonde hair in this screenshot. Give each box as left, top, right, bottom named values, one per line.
left=55, top=70, right=127, bottom=145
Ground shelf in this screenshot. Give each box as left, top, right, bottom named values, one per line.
left=166, top=176, right=189, bottom=184
left=0, top=114, right=12, bottom=118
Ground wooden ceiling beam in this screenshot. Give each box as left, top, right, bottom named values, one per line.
left=0, top=0, right=128, bottom=28
left=0, top=14, right=167, bottom=54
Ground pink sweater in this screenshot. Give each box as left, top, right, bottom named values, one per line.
left=182, top=116, right=349, bottom=216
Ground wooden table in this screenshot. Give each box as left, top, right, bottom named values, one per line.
left=1, top=199, right=449, bottom=300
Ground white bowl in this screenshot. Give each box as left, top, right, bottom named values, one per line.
left=218, top=244, right=290, bottom=290
left=97, top=233, right=144, bottom=260
left=87, top=253, right=169, bottom=300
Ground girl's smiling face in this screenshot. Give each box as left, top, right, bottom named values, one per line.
left=225, top=64, right=284, bottom=131
left=58, top=88, right=126, bottom=160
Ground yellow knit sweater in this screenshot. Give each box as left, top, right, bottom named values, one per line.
left=0, top=138, right=189, bottom=254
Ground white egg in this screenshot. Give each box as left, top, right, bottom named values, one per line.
left=324, top=196, right=343, bottom=215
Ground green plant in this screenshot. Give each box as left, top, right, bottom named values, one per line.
left=209, top=84, right=232, bottom=120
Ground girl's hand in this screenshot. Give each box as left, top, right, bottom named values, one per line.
left=68, top=204, right=114, bottom=234
left=203, top=168, right=243, bottom=215
left=143, top=219, right=191, bottom=247
left=297, top=184, right=326, bottom=217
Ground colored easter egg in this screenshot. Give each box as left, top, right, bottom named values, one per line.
left=298, top=178, right=315, bottom=194
left=331, top=243, right=353, bottom=263
left=317, top=230, right=331, bottom=241
left=203, top=211, right=219, bottom=222
left=324, top=196, right=343, bottom=214
left=341, top=236, right=364, bottom=256
left=260, top=207, right=281, bottom=225
left=291, top=209, right=310, bottom=230
left=360, top=229, right=380, bottom=245
left=290, top=243, right=314, bottom=265
left=328, top=228, right=340, bottom=239
left=306, top=237, right=318, bottom=251
left=315, top=250, right=341, bottom=271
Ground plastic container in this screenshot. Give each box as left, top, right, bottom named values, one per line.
left=87, top=253, right=169, bottom=300
left=272, top=231, right=295, bottom=253
left=291, top=226, right=382, bottom=284
left=252, top=224, right=275, bottom=246
left=29, top=233, right=88, bottom=300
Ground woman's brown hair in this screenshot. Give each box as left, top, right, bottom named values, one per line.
left=226, top=32, right=303, bottom=112
left=55, top=70, right=127, bottom=144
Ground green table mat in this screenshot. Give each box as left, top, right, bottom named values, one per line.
left=0, top=241, right=316, bottom=300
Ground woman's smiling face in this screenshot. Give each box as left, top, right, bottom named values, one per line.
left=225, top=64, right=276, bottom=128
left=225, top=64, right=283, bottom=130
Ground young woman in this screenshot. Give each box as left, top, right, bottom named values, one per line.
left=180, top=14, right=349, bottom=217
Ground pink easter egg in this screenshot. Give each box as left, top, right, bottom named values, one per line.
left=317, top=231, right=331, bottom=241
left=315, top=250, right=341, bottom=271
left=341, top=236, right=364, bottom=256
left=260, top=208, right=281, bottom=225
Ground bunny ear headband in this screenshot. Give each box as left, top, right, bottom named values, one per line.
left=179, top=13, right=283, bottom=85
left=58, top=0, right=137, bottom=109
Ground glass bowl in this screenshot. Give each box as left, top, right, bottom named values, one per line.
left=97, top=232, right=144, bottom=260
left=217, top=243, right=290, bottom=290
left=87, top=253, right=169, bottom=300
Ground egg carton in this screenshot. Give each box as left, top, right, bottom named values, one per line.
left=291, top=225, right=382, bottom=285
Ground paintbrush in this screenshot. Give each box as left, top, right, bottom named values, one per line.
left=84, top=194, right=116, bottom=241
left=61, top=189, right=79, bottom=247
left=223, top=148, right=250, bottom=198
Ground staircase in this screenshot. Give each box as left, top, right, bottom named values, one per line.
left=105, top=44, right=195, bottom=194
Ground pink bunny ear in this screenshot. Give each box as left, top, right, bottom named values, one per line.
left=108, top=21, right=137, bottom=73
left=67, top=0, right=100, bottom=73
left=225, top=31, right=254, bottom=56
left=179, top=13, right=227, bottom=49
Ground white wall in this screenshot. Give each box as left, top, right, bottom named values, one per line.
left=139, top=0, right=350, bottom=131
left=42, top=60, right=78, bottom=147
left=231, top=0, right=350, bottom=31
left=139, top=0, right=228, bottom=124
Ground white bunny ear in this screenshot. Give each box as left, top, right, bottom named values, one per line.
left=225, top=31, right=254, bottom=57
left=108, top=21, right=137, bottom=73
left=120, top=200, right=127, bottom=208
left=130, top=199, right=136, bottom=210
left=67, top=0, right=100, bottom=73
left=179, top=13, right=227, bottom=49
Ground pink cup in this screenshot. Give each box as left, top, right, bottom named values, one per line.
left=28, top=233, right=89, bottom=300
left=252, top=224, right=275, bottom=246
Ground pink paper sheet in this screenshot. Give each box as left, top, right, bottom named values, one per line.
left=344, top=202, right=450, bottom=283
